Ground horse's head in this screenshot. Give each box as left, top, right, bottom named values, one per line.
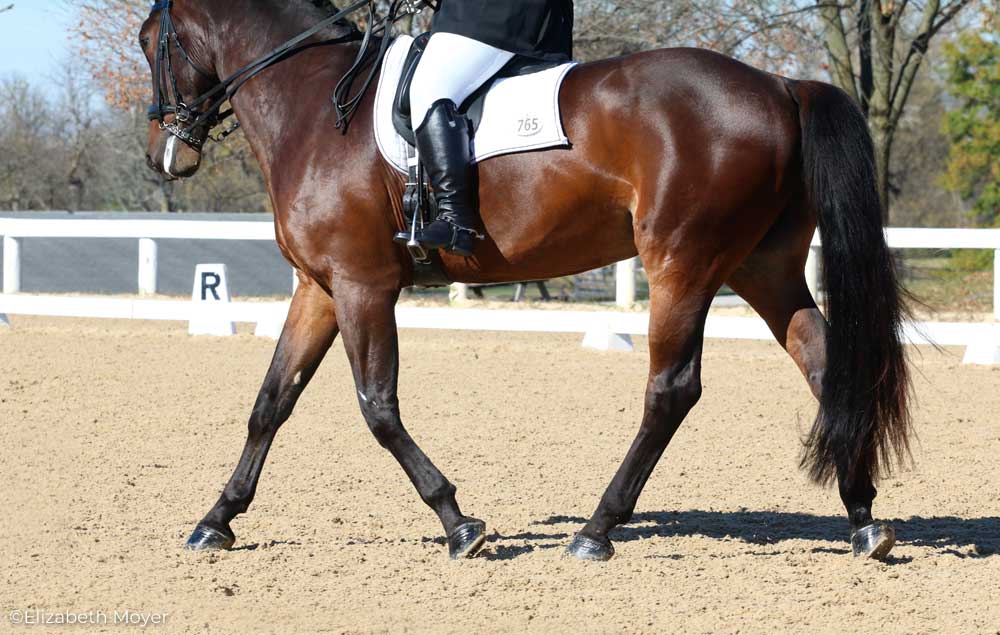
left=138, top=0, right=219, bottom=180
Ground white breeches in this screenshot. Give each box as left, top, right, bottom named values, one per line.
left=409, top=32, right=515, bottom=130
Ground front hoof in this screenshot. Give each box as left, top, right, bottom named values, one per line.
left=448, top=519, right=486, bottom=559
left=185, top=524, right=235, bottom=551
left=851, top=522, right=895, bottom=560
left=565, top=533, right=615, bottom=561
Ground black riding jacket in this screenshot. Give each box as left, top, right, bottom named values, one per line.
left=432, top=0, right=574, bottom=62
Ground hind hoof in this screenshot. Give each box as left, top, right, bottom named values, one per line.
left=448, top=519, right=486, bottom=559
left=851, top=522, right=895, bottom=559
left=185, top=524, right=235, bottom=551
left=565, top=533, right=615, bottom=561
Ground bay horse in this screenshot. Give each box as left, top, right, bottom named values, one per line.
left=138, top=0, right=912, bottom=561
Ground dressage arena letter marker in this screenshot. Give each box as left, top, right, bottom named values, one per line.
left=189, top=264, right=236, bottom=337
left=962, top=328, right=1000, bottom=365
left=582, top=318, right=634, bottom=352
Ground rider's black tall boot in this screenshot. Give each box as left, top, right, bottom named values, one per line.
left=414, top=99, right=480, bottom=257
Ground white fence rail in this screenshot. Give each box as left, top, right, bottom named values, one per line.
left=808, top=228, right=1000, bottom=321
left=0, top=218, right=277, bottom=295
left=1, top=218, right=998, bottom=363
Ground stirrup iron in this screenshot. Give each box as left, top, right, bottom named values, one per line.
left=393, top=149, right=433, bottom=264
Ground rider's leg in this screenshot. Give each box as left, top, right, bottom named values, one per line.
left=408, top=33, right=514, bottom=255
left=409, top=33, right=515, bottom=134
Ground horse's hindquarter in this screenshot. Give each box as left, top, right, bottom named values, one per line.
left=450, top=48, right=802, bottom=284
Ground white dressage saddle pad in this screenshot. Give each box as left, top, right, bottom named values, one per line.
left=374, top=35, right=578, bottom=173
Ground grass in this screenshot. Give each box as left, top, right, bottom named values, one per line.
left=901, top=255, right=995, bottom=319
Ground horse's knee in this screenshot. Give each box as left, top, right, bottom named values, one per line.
left=248, top=393, right=279, bottom=438
left=247, top=387, right=295, bottom=438
left=645, top=363, right=702, bottom=425
left=358, top=394, right=402, bottom=447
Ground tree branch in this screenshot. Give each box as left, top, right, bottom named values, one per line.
left=889, top=0, right=972, bottom=127
left=931, top=0, right=975, bottom=33
left=889, top=0, right=911, bottom=29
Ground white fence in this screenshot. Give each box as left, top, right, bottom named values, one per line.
left=1, top=217, right=998, bottom=363
left=1, top=218, right=279, bottom=296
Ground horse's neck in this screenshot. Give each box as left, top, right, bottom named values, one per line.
left=210, top=0, right=359, bottom=75
left=210, top=8, right=360, bottom=184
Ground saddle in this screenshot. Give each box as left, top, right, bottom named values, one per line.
left=390, top=33, right=562, bottom=146
left=389, top=34, right=564, bottom=286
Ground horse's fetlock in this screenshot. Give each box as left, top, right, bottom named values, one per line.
left=221, top=488, right=251, bottom=515
left=422, top=481, right=457, bottom=508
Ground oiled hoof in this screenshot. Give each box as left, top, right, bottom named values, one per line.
left=851, top=522, right=895, bottom=560
left=185, top=524, right=235, bottom=551
left=448, top=519, right=486, bottom=559
left=565, top=533, right=615, bottom=561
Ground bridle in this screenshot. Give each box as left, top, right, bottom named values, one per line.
left=147, top=0, right=224, bottom=148
left=146, top=0, right=435, bottom=150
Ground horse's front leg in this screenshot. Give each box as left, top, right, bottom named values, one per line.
left=186, top=275, right=339, bottom=550
left=334, top=282, right=486, bottom=559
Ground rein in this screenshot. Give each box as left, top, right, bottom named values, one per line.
left=147, top=0, right=432, bottom=148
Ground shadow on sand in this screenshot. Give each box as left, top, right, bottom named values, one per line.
left=478, top=510, right=1000, bottom=561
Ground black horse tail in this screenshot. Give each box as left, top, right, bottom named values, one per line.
left=788, top=79, right=912, bottom=489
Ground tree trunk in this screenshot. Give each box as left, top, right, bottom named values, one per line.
left=868, top=1, right=896, bottom=223
left=871, top=126, right=893, bottom=221
left=818, top=2, right=858, bottom=101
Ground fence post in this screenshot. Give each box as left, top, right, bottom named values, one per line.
left=3, top=236, right=21, bottom=294
left=138, top=238, right=158, bottom=296
left=616, top=258, right=636, bottom=308
left=449, top=283, right=468, bottom=304
left=805, top=246, right=821, bottom=301
left=994, top=249, right=999, bottom=322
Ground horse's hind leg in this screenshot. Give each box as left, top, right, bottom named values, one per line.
left=566, top=270, right=715, bottom=561
left=728, top=241, right=894, bottom=559
left=333, top=283, right=486, bottom=559
left=186, top=275, right=339, bottom=550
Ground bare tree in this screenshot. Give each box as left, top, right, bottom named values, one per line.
left=0, top=78, right=60, bottom=210
left=72, top=0, right=148, bottom=108
left=818, top=0, right=975, bottom=221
